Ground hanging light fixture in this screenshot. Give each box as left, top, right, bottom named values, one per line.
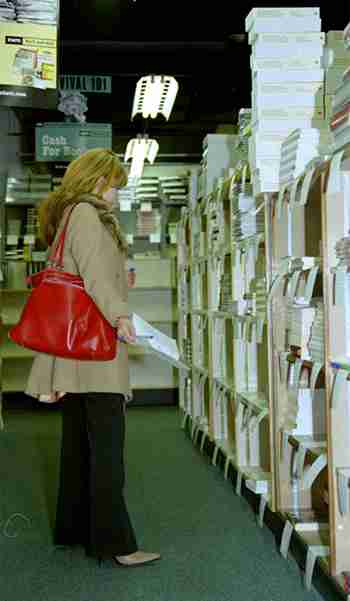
left=131, top=75, right=179, bottom=121
left=124, top=135, right=159, bottom=179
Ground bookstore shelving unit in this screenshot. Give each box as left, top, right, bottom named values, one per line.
left=177, top=137, right=350, bottom=594
left=177, top=10, right=350, bottom=594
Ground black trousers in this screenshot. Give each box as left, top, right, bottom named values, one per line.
left=53, top=392, right=138, bottom=558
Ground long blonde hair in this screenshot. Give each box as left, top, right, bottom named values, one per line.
left=39, top=148, right=128, bottom=247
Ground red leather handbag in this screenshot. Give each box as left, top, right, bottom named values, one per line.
left=9, top=204, right=118, bottom=361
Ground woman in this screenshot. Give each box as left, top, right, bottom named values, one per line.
left=26, top=148, right=160, bottom=568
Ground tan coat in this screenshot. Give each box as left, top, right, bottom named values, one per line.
left=25, top=202, right=131, bottom=400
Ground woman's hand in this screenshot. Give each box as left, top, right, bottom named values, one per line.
left=117, top=317, right=136, bottom=344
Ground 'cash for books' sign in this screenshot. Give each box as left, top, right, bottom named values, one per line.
left=36, top=122, right=113, bottom=162
left=0, top=0, right=59, bottom=109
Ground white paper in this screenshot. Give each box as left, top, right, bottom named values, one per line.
left=131, top=313, right=189, bottom=370
left=126, top=234, right=134, bottom=244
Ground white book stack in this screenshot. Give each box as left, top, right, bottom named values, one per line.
left=327, top=31, right=350, bottom=151
left=288, top=305, right=316, bottom=359
left=335, top=234, right=350, bottom=266
left=231, top=190, right=255, bottom=216
left=235, top=108, right=252, bottom=161
left=251, top=277, right=267, bottom=318
left=219, top=272, right=233, bottom=312
left=308, top=303, right=325, bottom=364
left=16, top=0, right=58, bottom=25
left=246, top=7, right=325, bottom=195
left=345, top=22, right=350, bottom=51
left=335, top=236, right=350, bottom=349
left=232, top=209, right=264, bottom=241
left=0, top=1, right=16, bottom=21
left=324, top=31, right=350, bottom=98
left=279, top=128, right=329, bottom=185
left=135, top=178, right=159, bottom=206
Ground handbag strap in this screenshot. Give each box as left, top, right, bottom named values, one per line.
left=47, top=204, right=78, bottom=268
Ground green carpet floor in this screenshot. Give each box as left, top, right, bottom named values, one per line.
left=0, top=406, right=328, bottom=601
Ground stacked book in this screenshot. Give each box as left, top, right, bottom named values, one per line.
left=5, top=174, right=51, bottom=204
left=308, top=303, right=325, bottom=364
left=324, top=31, right=350, bottom=118
left=15, top=0, right=58, bottom=25
left=327, top=31, right=350, bottom=151
left=159, top=176, right=188, bottom=204
left=335, top=234, right=350, bottom=266
left=251, top=277, right=267, bottom=319
left=345, top=22, right=350, bottom=51
left=234, top=108, right=252, bottom=164
left=183, top=338, right=192, bottom=366
left=231, top=187, right=255, bottom=216
left=279, top=128, right=329, bottom=185
left=287, top=304, right=316, bottom=359
left=232, top=209, right=264, bottom=241
left=246, top=7, right=325, bottom=195
left=219, top=272, right=233, bottom=312
left=135, top=177, right=159, bottom=203
left=0, top=0, right=15, bottom=20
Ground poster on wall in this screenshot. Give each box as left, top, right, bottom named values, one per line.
left=36, top=122, right=113, bottom=162
left=0, top=0, right=59, bottom=109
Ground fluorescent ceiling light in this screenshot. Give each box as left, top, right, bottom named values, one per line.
left=132, top=75, right=179, bottom=120
left=124, top=135, right=159, bottom=179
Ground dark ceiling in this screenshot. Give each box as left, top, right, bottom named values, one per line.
left=14, top=0, right=350, bottom=159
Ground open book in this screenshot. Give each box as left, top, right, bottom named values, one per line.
left=130, top=313, right=189, bottom=370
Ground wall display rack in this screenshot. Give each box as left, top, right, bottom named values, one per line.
left=0, top=164, right=189, bottom=421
